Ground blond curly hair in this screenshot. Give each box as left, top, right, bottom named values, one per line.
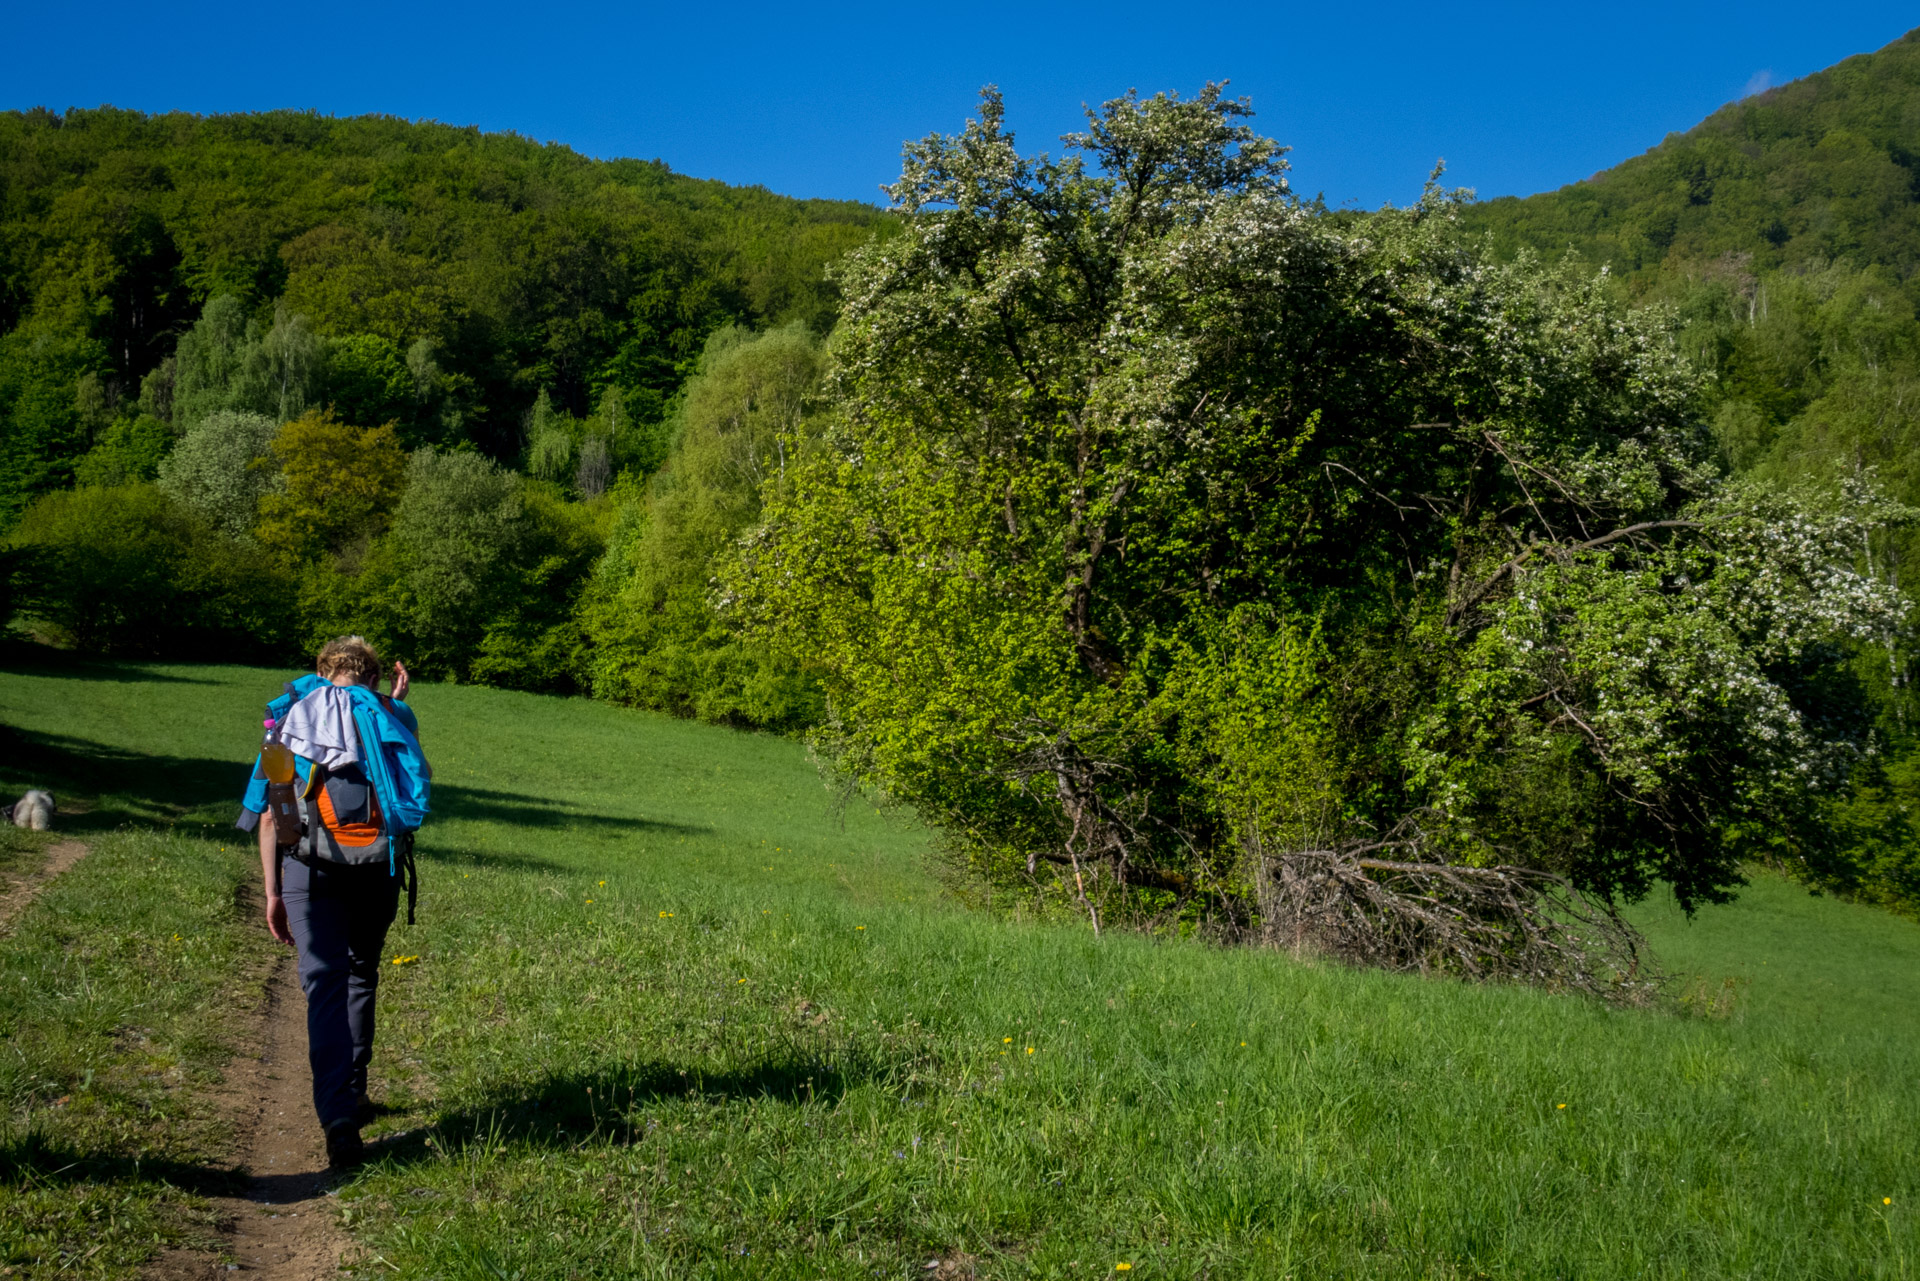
left=315, top=635, right=382, bottom=687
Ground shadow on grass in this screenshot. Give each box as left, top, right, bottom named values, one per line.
left=0, top=725, right=249, bottom=832
left=0, top=642, right=223, bottom=684
left=431, top=783, right=712, bottom=837
left=0, top=1128, right=354, bottom=1208
left=0, top=727, right=707, bottom=849
left=368, top=1057, right=863, bottom=1166
left=0, top=1129, right=245, bottom=1198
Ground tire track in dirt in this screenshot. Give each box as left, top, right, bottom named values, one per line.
left=0, top=839, right=88, bottom=930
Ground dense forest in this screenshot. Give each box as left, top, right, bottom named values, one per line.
left=0, top=107, right=879, bottom=715
left=5, top=37, right=1920, bottom=952
left=1466, top=30, right=1920, bottom=278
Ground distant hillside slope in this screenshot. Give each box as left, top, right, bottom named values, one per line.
left=0, top=108, right=888, bottom=454
left=1464, top=28, right=1920, bottom=279
left=1461, top=33, right=1920, bottom=921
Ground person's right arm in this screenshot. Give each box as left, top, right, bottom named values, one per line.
left=258, top=809, right=293, bottom=947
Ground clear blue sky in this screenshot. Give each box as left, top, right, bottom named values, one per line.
left=8, top=2, right=1917, bottom=208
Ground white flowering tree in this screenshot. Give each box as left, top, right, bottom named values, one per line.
left=734, top=87, right=1908, bottom=990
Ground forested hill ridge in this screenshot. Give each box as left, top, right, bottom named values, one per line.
left=0, top=106, right=887, bottom=465
left=1464, top=27, right=1920, bottom=279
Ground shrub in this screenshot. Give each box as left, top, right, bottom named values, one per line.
left=156, top=409, right=280, bottom=535
left=7, top=484, right=295, bottom=658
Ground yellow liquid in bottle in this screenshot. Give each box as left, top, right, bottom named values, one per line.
left=261, top=739, right=296, bottom=785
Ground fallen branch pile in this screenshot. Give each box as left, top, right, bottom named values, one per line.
left=1260, top=844, right=1658, bottom=1004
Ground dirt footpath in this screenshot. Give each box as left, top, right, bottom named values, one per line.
left=0, top=839, right=88, bottom=930
left=8, top=834, right=358, bottom=1277
left=218, top=954, right=357, bottom=1277
left=150, top=949, right=357, bottom=1280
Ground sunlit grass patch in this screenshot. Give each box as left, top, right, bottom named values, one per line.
left=2, top=657, right=1916, bottom=1278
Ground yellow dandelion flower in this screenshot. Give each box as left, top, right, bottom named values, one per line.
left=1557, top=1103, right=1566, bottom=1110
left=856, top=925, right=866, bottom=931
left=1115, top=1265, right=1132, bottom=1273
left=598, top=880, right=606, bottom=886
left=1026, top=1046, right=1034, bottom=1055
left=1004, top=1037, right=1013, bottom=1044
left=1240, top=1042, right=1247, bottom=1047
left=585, top=899, right=595, bottom=904
left=391, top=955, right=419, bottom=966
left=738, top=978, right=748, bottom=984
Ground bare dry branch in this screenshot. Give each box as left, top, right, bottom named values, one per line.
left=1261, top=844, right=1657, bottom=1004
left=1447, top=519, right=1703, bottom=627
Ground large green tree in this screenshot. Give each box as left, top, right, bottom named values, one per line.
left=735, top=89, right=1905, bottom=972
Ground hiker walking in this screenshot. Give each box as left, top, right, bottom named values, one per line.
left=237, top=636, right=432, bottom=1166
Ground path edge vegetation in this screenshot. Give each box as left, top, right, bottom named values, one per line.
left=0, top=823, right=281, bottom=1279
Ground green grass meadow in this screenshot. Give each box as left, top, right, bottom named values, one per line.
left=0, top=651, right=1915, bottom=1279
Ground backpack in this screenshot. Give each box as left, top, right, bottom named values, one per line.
left=267, top=675, right=433, bottom=922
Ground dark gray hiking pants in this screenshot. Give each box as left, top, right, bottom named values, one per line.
left=281, top=855, right=400, bottom=1131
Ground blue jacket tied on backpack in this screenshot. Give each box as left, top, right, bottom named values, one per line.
left=239, top=675, right=432, bottom=918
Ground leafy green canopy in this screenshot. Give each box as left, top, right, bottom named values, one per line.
left=583, top=324, right=825, bottom=730
left=1460, top=31, right=1920, bottom=917
left=6, top=484, right=293, bottom=657
left=736, top=87, right=1906, bottom=927
left=0, top=105, right=890, bottom=497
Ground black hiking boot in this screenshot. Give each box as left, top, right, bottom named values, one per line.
left=325, top=1120, right=364, bottom=1168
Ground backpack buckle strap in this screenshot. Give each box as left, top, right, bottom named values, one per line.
left=399, top=832, right=418, bottom=927
left=296, top=789, right=319, bottom=863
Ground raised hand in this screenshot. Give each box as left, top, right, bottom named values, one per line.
left=391, top=660, right=411, bottom=702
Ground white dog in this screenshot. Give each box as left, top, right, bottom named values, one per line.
left=8, top=790, right=55, bottom=831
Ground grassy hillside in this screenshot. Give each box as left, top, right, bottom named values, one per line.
left=0, top=653, right=1915, bottom=1278
left=1463, top=28, right=1920, bottom=280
